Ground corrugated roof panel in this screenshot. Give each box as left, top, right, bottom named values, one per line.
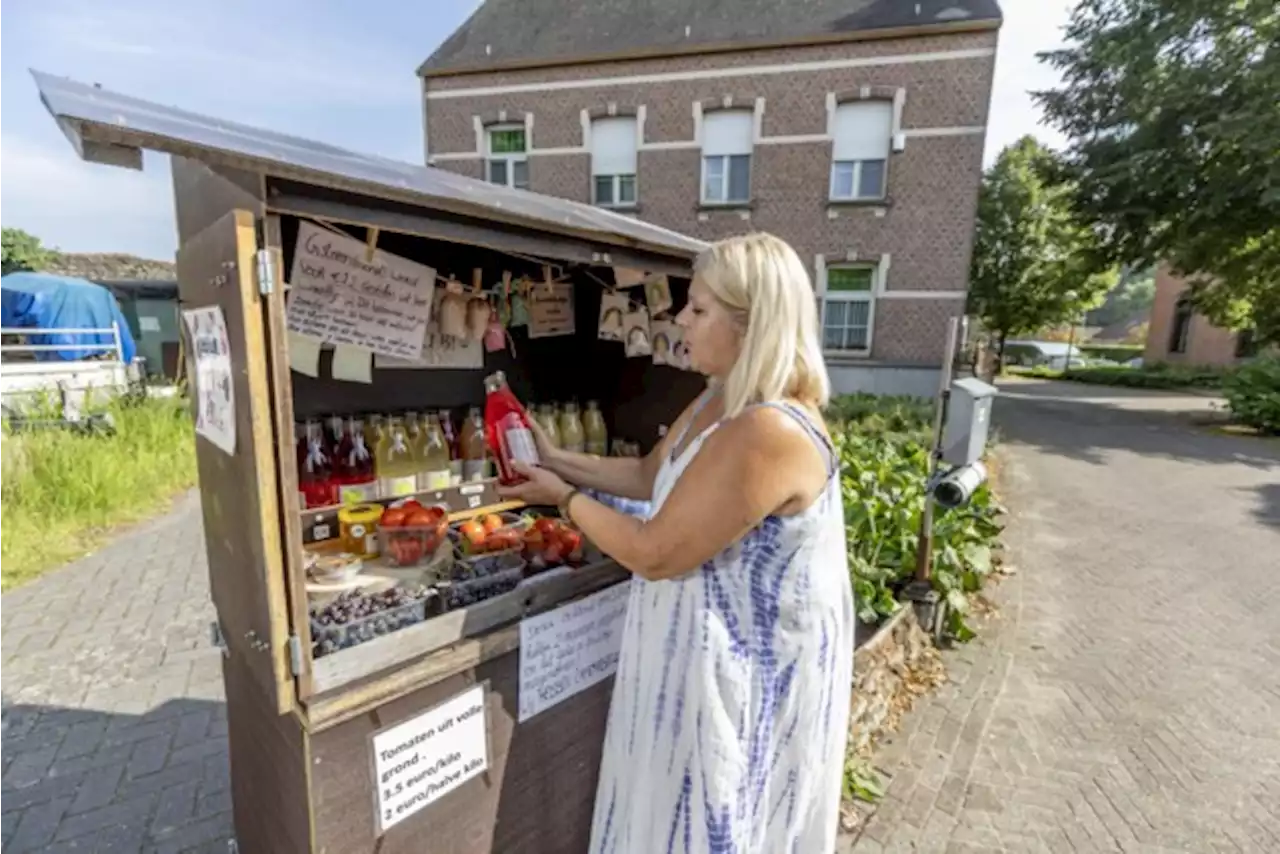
left=31, top=71, right=707, bottom=258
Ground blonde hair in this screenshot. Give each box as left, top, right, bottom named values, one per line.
left=693, top=233, right=830, bottom=418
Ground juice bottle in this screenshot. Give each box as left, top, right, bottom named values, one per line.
left=299, top=419, right=337, bottom=508
left=419, top=413, right=453, bottom=491
left=483, top=371, right=539, bottom=485
left=377, top=416, right=418, bottom=498
left=559, top=401, right=586, bottom=453
left=584, top=400, right=608, bottom=456
left=460, top=406, right=488, bottom=482
left=337, top=417, right=378, bottom=504
left=364, top=414, right=385, bottom=451
left=538, top=404, right=563, bottom=449
left=404, top=410, right=424, bottom=460
left=437, top=408, right=462, bottom=485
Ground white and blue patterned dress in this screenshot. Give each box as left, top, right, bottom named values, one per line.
left=588, top=399, right=855, bottom=854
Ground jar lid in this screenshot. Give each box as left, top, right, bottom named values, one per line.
left=338, top=503, right=384, bottom=524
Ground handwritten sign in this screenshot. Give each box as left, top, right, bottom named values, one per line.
left=287, top=221, right=435, bottom=360
left=182, top=306, right=235, bottom=455
left=377, top=316, right=484, bottom=370
left=527, top=282, right=575, bottom=339
left=518, top=581, right=630, bottom=722
left=372, top=685, right=488, bottom=833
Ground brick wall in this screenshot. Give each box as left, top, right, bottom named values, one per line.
left=1144, top=265, right=1242, bottom=367
left=425, top=30, right=996, bottom=367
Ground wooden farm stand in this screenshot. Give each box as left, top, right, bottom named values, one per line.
left=34, top=72, right=708, bottom=853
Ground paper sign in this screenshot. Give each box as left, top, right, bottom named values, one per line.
left=331, top=344, right=373, bottom=383
left=527, top=282, right=575, bottom=339
left=182, top=306, right=236, bottom=455
left=624, top=306, right=652, bottom=358
left=651, top=319, right=683, bottom=367
left=518, top=581, right=630, bottom=722
left=644, top=275, right=672, bottom=315
left=372, top=685, right=488, bottom=833
left=598, top=291, right=628, bottom=342
left=287, top=221, right=435, bottom=360
left=287, top=330, right=322, bottom=377
left=377, top=318, right=484, bottom=370
left=613, top=267, right=647, bottom=288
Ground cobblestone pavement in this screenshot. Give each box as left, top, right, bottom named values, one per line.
left=851, top=379, right=1280, bottom=853
left=1, top=491, right=233, bottom=853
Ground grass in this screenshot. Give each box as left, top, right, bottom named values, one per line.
left=1, top=395, right=197, bottom=590
left=1009, top=363, right=1229, bottom=390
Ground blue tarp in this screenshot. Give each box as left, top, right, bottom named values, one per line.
left=1, top=272, right=137, bottom=363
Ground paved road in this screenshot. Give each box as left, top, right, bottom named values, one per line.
left=1, top=492, right=232, bottom=853
left=852, top=378, right=1280, bottom=853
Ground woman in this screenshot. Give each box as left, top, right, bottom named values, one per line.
left=501, top=233, right=854, bottom=854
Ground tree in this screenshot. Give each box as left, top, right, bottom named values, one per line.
left=1, top=228, right=58, bottom=275
left=1086, top=266, right=1156, bottom=327
left=1037, top=0, right=1280, bottom=345
left=967, top=137, right=1116, bottom=365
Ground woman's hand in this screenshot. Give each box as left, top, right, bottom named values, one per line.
left=498, top=461, right=574, bottom=506
left=526, top=414, right=564, bottom=472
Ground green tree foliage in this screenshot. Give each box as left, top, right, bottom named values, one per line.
left=1087, top=266, right=1156, bottom=327
left=967, top=137, right=1116, bottom=362
left=1, top=228, right=58, bottom=275
left=1037, top=0, right=1280, bottom=345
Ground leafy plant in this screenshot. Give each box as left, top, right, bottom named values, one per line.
left=1, top=227, right=58, bottom=275
left=828, top=394, right=1003, bottom=639
left=843, top=755, right=886, bottom=803
left=1222, top=356, right=1280, bottom=435
left=1016, top=363, right=1229, bottom=389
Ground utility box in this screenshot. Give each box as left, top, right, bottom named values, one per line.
left=941, top=377, right=997, bottom=467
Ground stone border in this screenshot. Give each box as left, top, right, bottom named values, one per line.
left=849, top=605, right=932, bottom=753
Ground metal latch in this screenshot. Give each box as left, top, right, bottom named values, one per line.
left=255, top=248, right=276, bottom=296
left=287, top=634, right=305, bottom=676
left=209, top=618, right=230, bottom=658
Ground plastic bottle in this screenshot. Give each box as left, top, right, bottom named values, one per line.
left=584, top=401, right=608, bottom=456
left=419, top=413, right=453, bottom=491
left=299, top=419, right=337, bottom=508
left=538, top=403, right=563, bottom=449
left=377, top=416, right=418, bottom=498
left=437, top=408, right=462, bottom=485
left=460, top=406, right=489, bottom=482
left=483, top=370, right=539, bottom=485
left=559, top=401, right=586, bottom=453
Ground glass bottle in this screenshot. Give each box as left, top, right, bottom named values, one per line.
left=538, top=403, right=563, bottom=449
left=559, top=401, right=585, bottom=453
left=299, top=419, right=337, bottom=508
left=377, top=416, right=418, bottom=498
left=583, top=400, right=608, bottom=456
left=460, top=406, right=489, bottom=482
left=337, top=417, right=377, bottom=504
left=419, top=413, right=453, bottom=491
left=438, top=408, right=462, bottom=485
left=483, top=371, right=539, bottom=485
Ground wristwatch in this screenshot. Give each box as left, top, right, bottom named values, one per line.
left=558, top=487, right=580, bottom=522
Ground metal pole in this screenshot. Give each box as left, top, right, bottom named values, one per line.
left=1064, top=317, right=1076, bottom=378
left=111, top=321, right=123, bottom=363
left=914, top=316, right=961, bottom=583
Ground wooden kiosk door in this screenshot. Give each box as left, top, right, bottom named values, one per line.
left=177, top=209, right=296, bottom=714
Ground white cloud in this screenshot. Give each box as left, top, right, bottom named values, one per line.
left=0, top=133, right=177, bottom=259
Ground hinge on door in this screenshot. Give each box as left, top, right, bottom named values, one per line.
left=288, top=634, right=305, bottom=676
left=209, top=618, right=230, bottom=659
left=255, top=248, right=276, bottom=296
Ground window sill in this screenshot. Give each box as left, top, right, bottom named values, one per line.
left=597, top=203, right=641, bottom=214
left=827, top=197, right=891, bottom=209
left=697, top=201, right=754, bottom=212
left=823, top=349, right=874, bottom=362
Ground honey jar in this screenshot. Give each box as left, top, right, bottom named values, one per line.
left=338, top=503, right=383, bottom=559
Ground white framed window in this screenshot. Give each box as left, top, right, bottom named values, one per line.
left=486, top=125, right=528, bottom=189
left=701, top=110, right=753, bottom=204
left=830, top=102, right=892, bottom=201
left=820, top=265, right=876, bottom=353
left=591, top=117, right=638, bottom=207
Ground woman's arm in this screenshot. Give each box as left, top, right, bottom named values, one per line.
left=565, top=406, right=826, bottom=580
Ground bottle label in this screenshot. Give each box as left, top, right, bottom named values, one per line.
left=382, top=475, right=417, bottom=498
left=504, top=426, right=539, bottom=466
left=585, top=441, right=607, bottom=456
left=422, top=470, right=452, bottom=491
left=340, top=484, right=377, bottom=505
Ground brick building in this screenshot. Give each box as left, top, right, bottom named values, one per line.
left=419, top=0, right=1002, bottom=395
left=1144, top=265, right=1257, bottom=367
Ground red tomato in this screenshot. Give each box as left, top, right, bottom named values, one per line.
left=480, top=514, right=505, bottom=533
left=557, top=528, right=583, bottom=555
left=380, top=507, right=408, bottom=528
left=399, top=499, right=424, bottom=512
left=404, top=508, right=437, bottom=528
left=534, top=517, right=559, bottom=537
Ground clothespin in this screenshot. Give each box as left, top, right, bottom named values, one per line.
left=542, top=265, right=555, bottom=295
left=472, top=268, right=483, bottom=294
left=502, top=270, right=512, bottom=298
left=364, top=228, right=379, bottom=264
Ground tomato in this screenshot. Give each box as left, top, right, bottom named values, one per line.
left=459, top=520, right=487, bottom=550
left=534, top=517, right=560, bottom=537
left=404, top=507, right=438, bottom=528
left=557, top=528, right=583, bottom=556
left=485, top=529, right=521, bottom=552
left=399, top=499, right=424, bottom=513
left=380, top=507, right=408, bottom=528
left=543, top=543, right=565, bottom=565
left=480, top=514, right=505, bottom=533
left=387, top=534, right=423, bottom=566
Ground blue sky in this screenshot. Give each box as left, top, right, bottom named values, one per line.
left=0, top=0, right=1070, bottom=261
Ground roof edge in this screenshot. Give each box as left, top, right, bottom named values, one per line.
left=417, top=16, right=1001, bottom=79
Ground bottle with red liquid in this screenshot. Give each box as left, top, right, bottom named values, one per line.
left=483, top=370, right=540, bottom=485
left=437, top=408, right=461, bottom=485
left=336, top=417, right=377, bottom=504
left=299, top=419, right=338, bottom=508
